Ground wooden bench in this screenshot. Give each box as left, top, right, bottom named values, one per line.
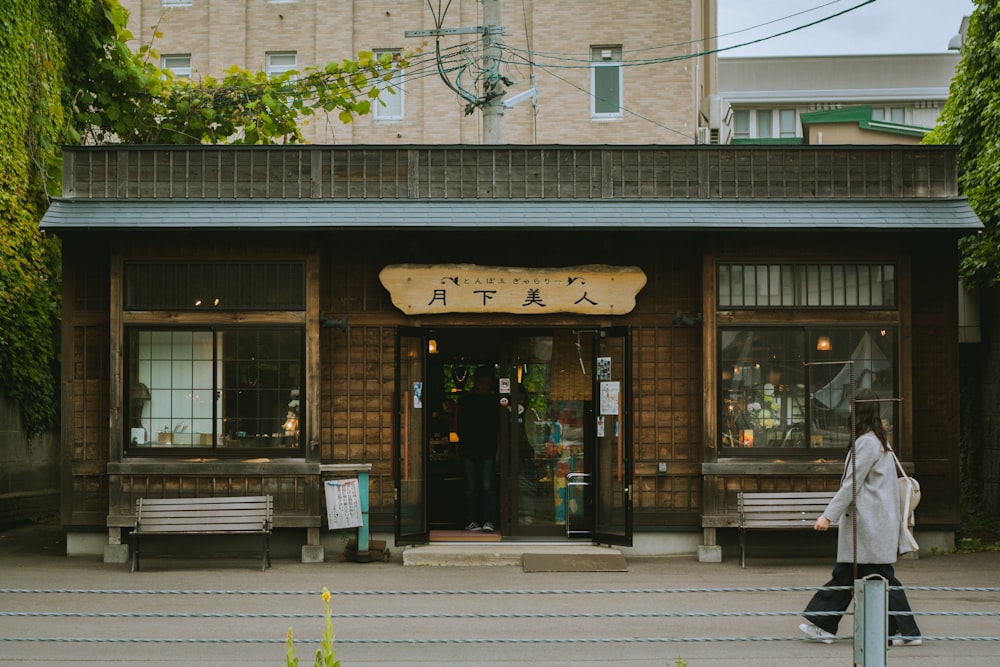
left=738, top=491, right=836, bottom=568
left=131, top=496, right=272, bottom=572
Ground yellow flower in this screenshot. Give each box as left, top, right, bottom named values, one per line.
left=321, top=587, right=331, bottom=602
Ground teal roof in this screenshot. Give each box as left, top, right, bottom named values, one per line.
left=40, top=198, right=982, bottom=232
left=800, top=105, right=931, bottom=138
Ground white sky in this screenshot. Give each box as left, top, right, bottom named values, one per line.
left=717, top=0, right=974, bottom=57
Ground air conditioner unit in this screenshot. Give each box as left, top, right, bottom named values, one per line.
left=696, top=127, right=712, bottom=144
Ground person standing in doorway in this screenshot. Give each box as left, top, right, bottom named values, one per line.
left=456, top=365, right=500, bottom=533
left=799, top=388, right=922, bottom=646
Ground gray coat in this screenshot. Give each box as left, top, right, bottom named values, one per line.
left=822, top=431, right=910, bottom=564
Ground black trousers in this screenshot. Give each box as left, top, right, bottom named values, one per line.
left=803, top=562, right=921, bottom=637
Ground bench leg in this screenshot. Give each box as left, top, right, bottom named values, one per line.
left=131, top=533, right=139, bottom=573
left=262, top=534, right=271, bottom=571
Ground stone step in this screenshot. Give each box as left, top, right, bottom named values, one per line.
left=402, top=542, right=624, bottom=567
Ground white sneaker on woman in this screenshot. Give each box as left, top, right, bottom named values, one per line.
left=890, top=635, right=923, bottom=646
left=799, top=622, right=836, bottom=644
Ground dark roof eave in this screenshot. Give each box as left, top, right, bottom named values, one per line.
left=39, top=198, right=984, bottom=232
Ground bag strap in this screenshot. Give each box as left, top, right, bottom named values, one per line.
left=886, top=443, right=910, bottom=481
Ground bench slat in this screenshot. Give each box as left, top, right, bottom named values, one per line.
left=137, top=496, right=270, bottom=506
left=131, top=495, right=273, bottom=572
left=738, top=491, right=837, bottom=568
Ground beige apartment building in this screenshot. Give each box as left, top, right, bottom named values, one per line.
left=121, top=0, right=717, bottom=144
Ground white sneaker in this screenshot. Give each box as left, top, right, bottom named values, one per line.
left=799, top=622, right=836, bottom=644
left=482, top=522, right=495, bottom=533
left=890, top=635, right=923, bottom=646
left=464, top=522, right=481, bottom=531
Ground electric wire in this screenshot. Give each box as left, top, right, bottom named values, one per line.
left=114, top=0, right=877, bottom=142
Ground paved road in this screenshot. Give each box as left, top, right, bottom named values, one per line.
left=1, top=523, right=998, bottom=666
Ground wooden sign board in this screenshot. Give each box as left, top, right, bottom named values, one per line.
left=379, top=264, right=647, bottom=315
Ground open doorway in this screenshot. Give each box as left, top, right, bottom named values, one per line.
left=396, top=327, right=632, bottom=544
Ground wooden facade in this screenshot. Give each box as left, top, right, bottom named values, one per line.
left=46, top=145, right=975, bottom=560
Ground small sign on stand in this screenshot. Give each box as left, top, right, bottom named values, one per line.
left=324, top=478, right=363, bottom=530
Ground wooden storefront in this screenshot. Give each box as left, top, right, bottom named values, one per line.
left=42, top=145, right=979, bottom=561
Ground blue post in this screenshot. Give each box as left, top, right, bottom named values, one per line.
left=319, top=463, right=374, bottom=562
left=357, top=469, right=370, bottom=553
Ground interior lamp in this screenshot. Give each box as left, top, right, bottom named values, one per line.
left=816, top=335, right=832, bottom=351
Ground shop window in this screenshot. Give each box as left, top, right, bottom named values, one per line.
left=590, top=46, right=623, bottom=119
left=124, top=262, right=305, bottom=310
left=126, top=328, right=304, bottom=453
left=719, top=327, right=896, bottom=453
left=123, top=261, right=306, bottom=455
left=718, top=263, right=896, bottom=308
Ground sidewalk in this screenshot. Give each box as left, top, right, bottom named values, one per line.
left=1, top=521, right=998, bottom=666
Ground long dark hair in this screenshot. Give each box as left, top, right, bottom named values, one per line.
left=852, top=387, right=889, bottom=451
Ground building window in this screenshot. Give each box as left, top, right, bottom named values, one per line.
left=756, top=110, right=773, bottom=139
left=123, top=262, right=306, bottom=455
left=719, top=327, right=897, bottom=452
left=161, top=54, right=192, bottom=78
left=373, top=51, right=404, bottom=121
left=718, top=263, right=896, bottom=308
left=266, top=52, right=298, bottom=78
left=590, top=46, right=623, bottom=119
left=779, top=109, right=797, bottom=138
left=124, top=262, right=305, bottom=310
left=733, top=110, right=750, bottom=140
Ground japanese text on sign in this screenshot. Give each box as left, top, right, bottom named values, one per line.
left=379, top=264, right=647, bottom=315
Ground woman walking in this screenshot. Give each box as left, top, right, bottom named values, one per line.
left=799, top=388, right=922, bottom=646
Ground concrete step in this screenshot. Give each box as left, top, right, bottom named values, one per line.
left=402, top=542, right=624, bottom=567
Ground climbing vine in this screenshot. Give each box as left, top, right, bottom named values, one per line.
left=0, top=0, right=94, bottom=437
left=1, top=0, right=405, bottom=437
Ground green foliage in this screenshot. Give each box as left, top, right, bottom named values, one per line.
left=284, top=588, right=339, bottom=667
left=925, top=0, right=1000, bottom=286
left=70, top=4, right=403, bottom=145
left=0, top=0, right=94, bottom=436
left=0, top=0, right=407, bottom=437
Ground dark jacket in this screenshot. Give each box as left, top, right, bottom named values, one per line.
left=456, top=390, right=499, bottom=460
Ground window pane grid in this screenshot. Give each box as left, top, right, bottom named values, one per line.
left=124, top=262, right=306, bottom=310
left=717, top=263, right=896, bottom=309
left=127, top=327, right=304, bottom=453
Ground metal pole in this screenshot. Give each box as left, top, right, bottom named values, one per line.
left=482, top=0, right=504, bottom=144
left=850, top=361, right=857, bottom=580
left=854, top=575, right=888, bottom=666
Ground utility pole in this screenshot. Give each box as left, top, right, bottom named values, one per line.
left=481, top=0, right=504, bottom=144
left=407, top=1, right=528, bottom=145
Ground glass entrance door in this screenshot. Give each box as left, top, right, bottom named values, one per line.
left=506, top=332, right=592, bottom=536
left=593, top=327, right=632, bottom=545
left=396, top=328, right=428, bottom=544
left=398, top=327, right=632, bottom=544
